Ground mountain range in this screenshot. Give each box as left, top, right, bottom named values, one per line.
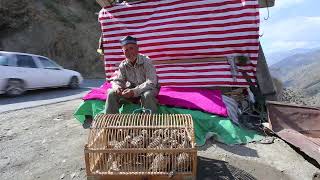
left=269, top=48, right=320, bottom=97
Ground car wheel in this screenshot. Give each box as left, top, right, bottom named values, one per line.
left=5, top=79, right=25, bottom=96
left=68, top=76, right=79, bottom=89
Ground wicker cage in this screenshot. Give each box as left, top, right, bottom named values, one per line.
left=84, top=114, right=197, bottom=180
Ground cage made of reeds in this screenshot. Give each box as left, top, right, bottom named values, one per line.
left=84, top=114, right=197, bottom=180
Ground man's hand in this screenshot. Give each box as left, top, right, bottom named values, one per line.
left=122, top=89, right=134, bottom=98
left=115, top=87, right=123, bottom=96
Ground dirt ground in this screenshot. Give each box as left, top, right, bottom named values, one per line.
left=0, top=99, right=319, bottom=180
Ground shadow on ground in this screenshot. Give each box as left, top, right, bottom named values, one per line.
left=199, top=140, right=259, bottom=158
left=215, top=143, right=259, bottom=158
left=197, top=156, right=256, bottom=180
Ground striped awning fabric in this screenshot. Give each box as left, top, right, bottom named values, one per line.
left=99, top=0, right=259, bottom=87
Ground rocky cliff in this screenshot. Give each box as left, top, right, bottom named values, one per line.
left=0, top=0, right=105, bottom=78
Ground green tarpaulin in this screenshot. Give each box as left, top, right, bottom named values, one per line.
left=74, top=100, right=263, bottom=146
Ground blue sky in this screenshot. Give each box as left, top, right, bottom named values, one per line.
left=259, top=0, right=320, bottom=59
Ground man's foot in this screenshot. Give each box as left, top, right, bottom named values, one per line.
left=82, top=116, right=93, bottom=129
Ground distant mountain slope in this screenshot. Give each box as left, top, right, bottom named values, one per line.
left=0, top=0, right=104, bottom=78
left=267, top=48, right=314, bottom=66
left=270, top=48, right=320, bottom=96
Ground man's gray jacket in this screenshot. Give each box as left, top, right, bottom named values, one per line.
left=111, top=54, right=159, bottom=97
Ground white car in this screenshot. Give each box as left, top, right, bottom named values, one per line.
left=0, top=51, right=83, bottom=96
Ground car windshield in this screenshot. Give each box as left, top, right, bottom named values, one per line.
left=38, top=57, right=62, bottom=69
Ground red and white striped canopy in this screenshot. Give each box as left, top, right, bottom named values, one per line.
left=99, top=0, right=259, bottom=87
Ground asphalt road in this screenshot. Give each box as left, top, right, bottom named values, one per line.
left=0, top=79, right=105, bottom=113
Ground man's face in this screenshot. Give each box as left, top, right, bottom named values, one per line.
left=122, top=43, right=138, bottom=63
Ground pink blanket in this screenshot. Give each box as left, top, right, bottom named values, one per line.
left=158, top=87, right=227, bottom=117
left=83, top=82, right=227, bottom=117
left=82, top=82, right=111, bottom=101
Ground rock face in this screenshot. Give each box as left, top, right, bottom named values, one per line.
left=0, top=0, right=31, bottom=32
left=0, top=0, right=105, bottom=78
left=279, top=88, right=320, bottom=107
left=279, top=88, right=307, bottom=105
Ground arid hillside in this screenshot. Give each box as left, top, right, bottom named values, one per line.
left=0, top=0, right=105, bottom=78
left=270, top=48, right=320, bottom=106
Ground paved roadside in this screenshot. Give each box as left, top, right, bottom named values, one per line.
left=0, top=79, right=105, bottom=113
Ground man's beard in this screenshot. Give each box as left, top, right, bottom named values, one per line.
left=127, top=55, right=137, bottom=62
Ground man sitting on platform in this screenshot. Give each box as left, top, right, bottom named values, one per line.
left=106, top=36, right=160, bottom=114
